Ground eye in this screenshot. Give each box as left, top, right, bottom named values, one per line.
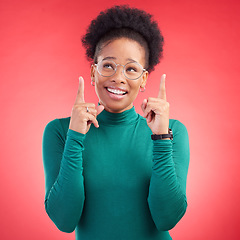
left=103, top=63, right=115, bottom=70
left=126, top=66, right=137, bottom=72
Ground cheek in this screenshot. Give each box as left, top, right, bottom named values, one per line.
left=130, top=81, right=141, bottom=93
left=94, top=77, right=106, bottom=96
left=95, top=77, right=105, bottom=90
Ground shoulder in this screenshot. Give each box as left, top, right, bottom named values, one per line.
left=44, top=116, right=70, bottom=131
left=169, top=119, right=189, bottom=142
left=169, top=119, right=188, bottom=132
left=43, top=117, right=71, bottom=140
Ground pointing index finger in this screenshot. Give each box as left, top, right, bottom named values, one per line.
left=75, top=76, right=85, bottom=104
left=157, top=74, right=167, bottom=101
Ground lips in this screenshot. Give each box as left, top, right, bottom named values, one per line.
left=106, top=87, right=128, bottom=95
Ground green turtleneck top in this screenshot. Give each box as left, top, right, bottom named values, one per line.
left=42, top=107, right=190, bottom=240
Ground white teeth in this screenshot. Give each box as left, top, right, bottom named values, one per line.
left=107, top=88, right=126, bottom=95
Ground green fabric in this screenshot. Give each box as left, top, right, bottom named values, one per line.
left=42, top=107, right=190, bottom=240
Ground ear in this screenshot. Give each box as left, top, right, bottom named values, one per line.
left=90, top=64, right=96, bottom=83
left=140, top=70, right=148, bottom=88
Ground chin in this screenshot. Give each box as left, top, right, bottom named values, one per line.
left=102, top=101, right=133, bottom=113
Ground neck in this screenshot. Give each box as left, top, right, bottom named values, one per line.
left=100, top=102, right=134, bottom=114
left=97, top=106, right=139, bottom=126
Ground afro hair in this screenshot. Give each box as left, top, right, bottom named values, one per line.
left=81, top=5, right=164, bottom=73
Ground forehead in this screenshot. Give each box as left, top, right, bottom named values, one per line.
left=97, top=38, right=146, bottom=65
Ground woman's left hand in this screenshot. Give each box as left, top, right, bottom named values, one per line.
left=141, top=74, right=170, bottom=135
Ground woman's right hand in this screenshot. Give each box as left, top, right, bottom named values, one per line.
left=69, top=76, right=104, bottom=134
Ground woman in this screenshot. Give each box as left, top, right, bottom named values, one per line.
left=42, top=5, right=190, bottom=240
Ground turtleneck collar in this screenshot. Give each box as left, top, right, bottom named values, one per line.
left=97, top=106, right=139, bottom=126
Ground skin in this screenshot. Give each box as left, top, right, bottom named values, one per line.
left=69, top=37, right=170, bottom=138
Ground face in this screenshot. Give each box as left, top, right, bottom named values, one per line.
left=91, top=38, right=148, bottom=113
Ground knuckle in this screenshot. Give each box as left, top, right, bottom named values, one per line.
left=72, top=105, right=79, bottom=111
left=148, top=97, right=157, bottom=102
left=147, top=97, right=151, bottom=103
left=88, top=103, right=95, bottom=108
left=73, top=103, right=83, bottom=108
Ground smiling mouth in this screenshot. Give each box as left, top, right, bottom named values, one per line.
left=106, top=87, right=127, bottom=95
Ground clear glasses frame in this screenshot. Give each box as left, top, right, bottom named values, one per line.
left=94, top=59, right=147, bottom=80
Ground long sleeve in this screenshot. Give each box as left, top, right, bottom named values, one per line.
left=42, top=119, right=86, bottom=233
left=147, top=120, right=190, bottom=231
left=42, top=109, right=189, bottom=240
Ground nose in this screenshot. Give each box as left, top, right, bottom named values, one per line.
left=112, top=64, right=126, bottom=83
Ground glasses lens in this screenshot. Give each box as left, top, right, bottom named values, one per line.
left=98, top=60, right=116, bottom=77
left=97, top=60, right=144, bottom=80
left=124, top=62, right=143, bottom=80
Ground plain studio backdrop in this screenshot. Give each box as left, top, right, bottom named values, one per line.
left=0, top=0, right=239, bottom=239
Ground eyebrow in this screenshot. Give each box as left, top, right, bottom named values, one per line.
left=102, top=57, right=116, bottom=61
left=127, top=58, right=138, bottom=62
left=102, top=56, right=138, bottom=63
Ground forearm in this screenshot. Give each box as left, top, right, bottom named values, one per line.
left=147, top=139, right=187, bottom=231
left=44, top=129, right=86, bottom=233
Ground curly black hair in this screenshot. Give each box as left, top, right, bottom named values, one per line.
left=81, top=5, right=164, bottom=73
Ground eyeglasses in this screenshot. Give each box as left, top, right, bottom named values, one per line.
left=95, top=59, right=147, bottom=80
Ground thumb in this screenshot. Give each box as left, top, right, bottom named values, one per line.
left=96, top=104, right=104, bottom=115
left=141, top=99, right=147, bottom=112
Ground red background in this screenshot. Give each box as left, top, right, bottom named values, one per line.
left=1, top=0, right=239, bottom=239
